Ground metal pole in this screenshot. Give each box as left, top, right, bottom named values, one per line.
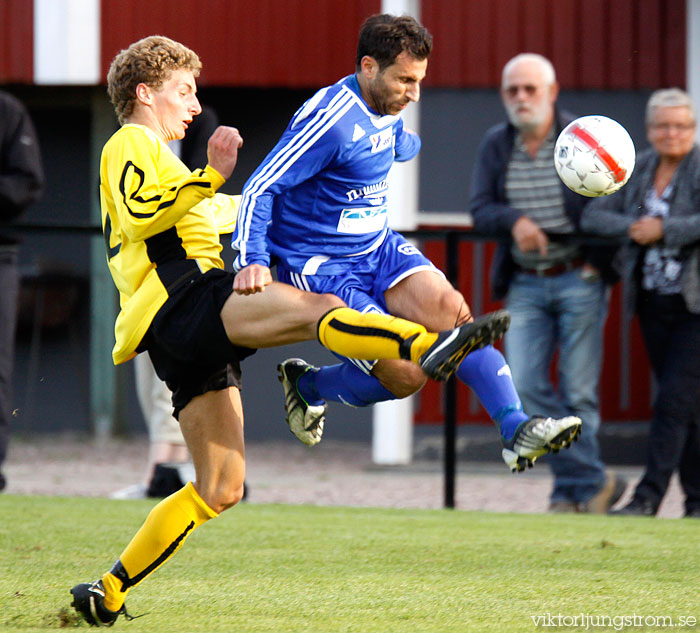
left=443, top=232, right=460, bottom=508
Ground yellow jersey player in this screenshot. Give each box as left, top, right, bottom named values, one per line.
left=69, top=35, right=509, bottom=626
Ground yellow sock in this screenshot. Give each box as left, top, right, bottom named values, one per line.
left=317, top=307, right=439, bottom=364
left=102, top=481, right=218, bottom=611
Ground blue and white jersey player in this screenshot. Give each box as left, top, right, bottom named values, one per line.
left=231, top=13, right=581, bottom=473
left=233, top=72, right=439, bottom=316
left=234, top=72, right=425, bottom=279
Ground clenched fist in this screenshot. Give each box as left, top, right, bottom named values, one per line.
left=207, top=126, right=243, bottom=180
left=233, top=264, right=273, bottom=295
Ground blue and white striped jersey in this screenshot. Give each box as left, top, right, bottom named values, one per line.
left=232, top=74, right=420, bottom=275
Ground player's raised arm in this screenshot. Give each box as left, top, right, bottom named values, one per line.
left=207, top=125, right=243, bottom=180
left=103, top=127, right=227, bottom=243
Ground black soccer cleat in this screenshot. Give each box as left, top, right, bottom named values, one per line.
left=70, top=579, right=135, bottom=627
left=278, top=358, right=327, bottom=446
left=419, top=310, right=511, bottom=381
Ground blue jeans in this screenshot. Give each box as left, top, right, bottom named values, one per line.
left=505, top=269, right=608, bottom=504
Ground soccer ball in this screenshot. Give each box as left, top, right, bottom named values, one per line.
left=554, top=115, right=635, bottom=197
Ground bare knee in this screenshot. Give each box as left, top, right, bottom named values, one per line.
left=203, top=481, right=245, bottom=514
left=386, top=273, right=471, bottom=330
left=440, top=289, right=472, bottom=328
left=414, top=284, right=472, bottom=330
left=213, top=483, right=246, bottom=513
left=317, top=293, right=345, bottom=313
left=372, top=360, right=427, bottom=398
left=195, top=466, right=246, bottom=514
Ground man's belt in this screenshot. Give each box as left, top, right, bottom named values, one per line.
left=515, top=257, right=585, bottom=277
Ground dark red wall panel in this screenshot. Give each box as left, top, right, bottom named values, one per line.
left=1, top=0, right=688, bottom=89
left=549, top=1, right=576, bottom=86
left=492, top=0, right=522, bottom=77
left=522, top=0, right=549, bottom=54
left=577, top=0, right=606, bottom=90
left=422, top=0, right=686, bottom=90
left=607, top=0, right=637, bottom=90
left=664, top=3, right=687, bottom=87
left=463, top=2, right=495, bottom=86
left=100, top=0, right=380, bottom=88
left=0, top=0, right=34, bottom=83
left=636, top=0, right=663, bottom=88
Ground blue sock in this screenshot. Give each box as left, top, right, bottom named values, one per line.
left=298, top=363, right=396, bottom=407
left=456, top=346, right=528, bottom=440
left=296, top=366, right=325, bottom=406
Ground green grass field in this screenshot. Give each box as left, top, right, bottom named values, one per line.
left=0, top=496, right=698, bottom=632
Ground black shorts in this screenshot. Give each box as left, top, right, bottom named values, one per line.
left=140, top=268, right=257, bottom=419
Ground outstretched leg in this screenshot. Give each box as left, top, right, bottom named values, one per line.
left=284, top=271, right=580, bottom=466
left=221, top=281, right=507, bottom=377
left=71, top=388, right=245, bottom=626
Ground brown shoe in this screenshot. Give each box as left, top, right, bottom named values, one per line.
left=582, top=471, right=627, bottom=514
left=548, top=501, right=579, bottom=513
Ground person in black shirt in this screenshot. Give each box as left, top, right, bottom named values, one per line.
left=0, top=90, right=45, bottom=492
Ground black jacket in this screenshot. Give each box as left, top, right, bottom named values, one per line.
left=0, top=91, right=44, bottom=245
left=582, top=145, right=700, bottom=314
left=469, top=109, right=617, bottom=300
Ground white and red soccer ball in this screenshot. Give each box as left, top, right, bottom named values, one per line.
left=554, top=115, right=636, bottom=197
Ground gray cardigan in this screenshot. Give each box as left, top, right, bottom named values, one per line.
left=581, top=145, right=700, bottom=314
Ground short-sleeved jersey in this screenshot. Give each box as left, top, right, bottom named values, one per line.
left=231, top=74, right=420, bottom=276
left=100, top=124, right=238, bottom=364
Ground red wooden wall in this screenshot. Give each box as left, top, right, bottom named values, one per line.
left=102, top=0, right=685, bottom=89
left=421, top=0, right=686, bottom=90
left=1, top=0, right=687, bottom=89
left=0, top=0, right=34, bottom=82
left=100, top=0, right=380, bottom=88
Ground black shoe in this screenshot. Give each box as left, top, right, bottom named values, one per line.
left=609, top=497, right=657, bottom=517
left=419, top=310, right=511, bottom=382
left=70, top=579, right=134, bottom=627
left=278, top=358, right=327, bottom=446
left=0, top=471, right=5, bottom=492
left=147, top=463, right=190, bottom=497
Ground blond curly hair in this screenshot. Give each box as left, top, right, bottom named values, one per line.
left=107, top=35, right=202, bottom=125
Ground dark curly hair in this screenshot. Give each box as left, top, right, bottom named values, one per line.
left=355, top=14, right=432, bottom=71
left=107, top=35, right=201, bottom=125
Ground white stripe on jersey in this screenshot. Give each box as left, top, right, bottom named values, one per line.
left=290, top=272, right=311, bottom=292
left=291, top=86, right=330, bottom=128
left=236, top=87, right=356, bottom=265
left=245, top=87, right=352, bottom=195
left=347, top=357, right=374, bottom=374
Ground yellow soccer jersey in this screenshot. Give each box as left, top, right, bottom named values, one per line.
left=100, top=124, right=239, bottom=364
